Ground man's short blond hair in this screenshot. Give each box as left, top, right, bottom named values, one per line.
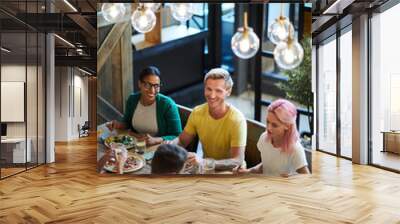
left=204, top=68, right=234, bottom=91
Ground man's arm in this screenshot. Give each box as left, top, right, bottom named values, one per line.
left=214, top=146, right=245, bottom=171
left=178, top=131, right=195, bottom=148
left=165, top=131, right=195, bottom=148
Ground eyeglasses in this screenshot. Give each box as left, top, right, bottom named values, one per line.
left=142, top=81, right=161, bottom=90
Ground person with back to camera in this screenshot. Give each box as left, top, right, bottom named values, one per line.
left=151, top=144, right=188, bottom=174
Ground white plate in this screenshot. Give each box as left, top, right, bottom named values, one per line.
left=103, top=154, right=144, bottom=173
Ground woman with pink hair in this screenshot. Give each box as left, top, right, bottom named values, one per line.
left=234, top=99, right=309, bottom=176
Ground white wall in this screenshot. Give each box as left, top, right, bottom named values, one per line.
left=55, top=66, right=69, bottom=141
left=54, top=67, right=89, bottom=141
left=1, top=65, right=26, bottom=138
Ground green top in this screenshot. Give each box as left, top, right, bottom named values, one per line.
left=121, top=93, right=182, bottom=140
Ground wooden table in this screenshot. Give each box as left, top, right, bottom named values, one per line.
left=97, top=124, right=233, bottom=175
left=97, top=142, right=233, bottom=175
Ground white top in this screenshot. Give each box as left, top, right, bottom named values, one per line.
left=131, top=101, right=158, bottom=136
left=257, top=132, right=308, bottom=176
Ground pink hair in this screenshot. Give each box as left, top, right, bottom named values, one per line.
left=265, top=99, right=299, bottom=154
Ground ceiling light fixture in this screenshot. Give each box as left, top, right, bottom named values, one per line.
left=273, top=29, right=304, bottom=70
left=78, top=67, right=93, bottom=76
left=63, top=0, right=78, bottom=12
left=1, top=47, right=11, bottom=53
left=54, top=34, right=75, bottom=48
left=101, top=3, right=126, bottom=23
left=171, top=3, right=193, bottom=23
left=231, top=12, right=260, bottom=59
left=76, top=48, right=85, bottom=55
left=131, top=5, right=157, bottom=33
left=268, top=3, right=294, bottom=45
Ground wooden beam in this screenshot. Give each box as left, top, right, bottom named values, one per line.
left=97, top=22, right=129, bottom=73
left=67, top=14, right=97, bottom=39
left=121, top=24, right=134, bottom=111
left=51, top=0, right=77, bottom=13
left=111, top=40, right=123, bottom=112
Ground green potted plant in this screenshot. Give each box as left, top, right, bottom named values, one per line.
left=277, top=36, right=313, bottom=137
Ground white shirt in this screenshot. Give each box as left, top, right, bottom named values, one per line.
left=132, top=101, right=158, bottom=136
left=257, top=132, right=308, bottom=176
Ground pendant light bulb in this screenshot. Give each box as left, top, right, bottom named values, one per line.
left=171, top=3, right=193, bottom=23
left=131, top=6, right=156, bottom=33
left=231, top=12, right=260, bottom=59
left=101, top=3, right=126, bottom=23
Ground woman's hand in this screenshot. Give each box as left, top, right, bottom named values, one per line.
left=134, top=133, right=162, bottom=146
left=144, top=134, right=163, bottom=146
left=232, top=165, right=251, bottom=174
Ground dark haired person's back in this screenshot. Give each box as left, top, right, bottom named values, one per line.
left=151, top=144, right=188, bottom=174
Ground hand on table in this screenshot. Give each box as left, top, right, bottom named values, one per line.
left=143, top=134, right=163, bottom=146
left=133, top=133, right=162, bottom=146
left=186, top=152, right=202, bottom=165
left=232, top=165, right=251, bottom=174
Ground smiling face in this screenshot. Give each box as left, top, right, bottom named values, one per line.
left=138, top=74, right=160, bottom=103
left=266, top=111, right=289, bottom=140
left=204, top=78, right=231, bottom=110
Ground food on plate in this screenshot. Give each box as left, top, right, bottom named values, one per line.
left=103, top=155, right=144, bottom=173
left=105, top=135, right=135, bottom=149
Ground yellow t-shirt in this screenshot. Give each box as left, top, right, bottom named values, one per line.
left=184, top=103, right=247, bottom=160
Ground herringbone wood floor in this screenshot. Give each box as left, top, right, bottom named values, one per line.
left=0, top=135, right=400, bottom=224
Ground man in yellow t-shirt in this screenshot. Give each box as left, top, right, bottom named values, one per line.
left=167, top=68, right=247, bottom=171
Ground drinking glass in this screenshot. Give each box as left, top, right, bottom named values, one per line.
left=201, top=158, right=215, bottom=174
left=136, top=140, right=146, bottom=154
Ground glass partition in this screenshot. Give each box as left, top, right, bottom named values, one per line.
left=339, top=28, right=352, bottom=158
left=1, top=31, right=28, bottom=177
left=370, top=3, right=400, bottom=171
left=317, top=36, right=337, bottom=155
left=0, top=0, right=46, bottom=179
